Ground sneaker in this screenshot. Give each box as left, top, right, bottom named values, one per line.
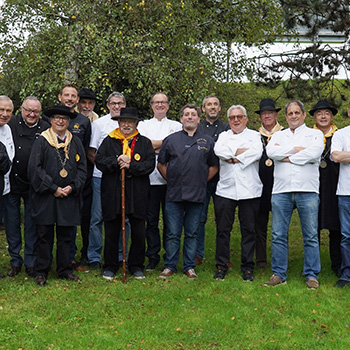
left=89, top=261, right=101, bottom=270
left=184, top=268, right=197, bottom=279
left=306, top=277, right=319, bottom=289
left=145, top=260, right=158, bottom=271
left=214, top=267, right=226, bottom=281
left=334, top=279, right=350, bottom=288
left=102, top=270, right=114, bottom=281
left=159, top=268, right=174, bottom=279
left=264, top=274, right=286, bottom=286
left=243, top=270, right=254, bottom=282
left=133, top=270, right=146, bottom=279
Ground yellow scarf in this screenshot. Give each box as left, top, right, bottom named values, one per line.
left=313, top=123, right=338, bottom=147
left=41, top=128, right=72, bottom=159
left=259, top=122, right=283, bottom=142
left=109, top=128, right=139, bottom=157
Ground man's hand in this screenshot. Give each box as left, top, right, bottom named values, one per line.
left=54, top=187, right=67, bottom=198
left=294, top=146, right=305, bottom=153
left=118, top=154, right=131, bottom=169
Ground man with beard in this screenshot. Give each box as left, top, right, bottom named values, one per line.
left=196, top=95, right=229, bottom=265
left=157, top=104, right=218, bottom=279
left=5, top=96, right=49, bottom=278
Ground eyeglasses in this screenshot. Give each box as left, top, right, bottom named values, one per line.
left=22, top=106, right=41, bottom=115
left=228, top=115, right=246, bottom=121
left=108, top=102, right=126, bottom=107
left=151, top=101, right=169, bottom=105
left=52, top=116, right=69, bottom=122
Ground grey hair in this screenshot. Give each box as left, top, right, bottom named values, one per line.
left=227, top=105, right=247, bottom=118
left=285, top=100, right=305, bottom=114
left=107, top=92, right=126, bottom=104
left=0, top=95, right=13, bottom=109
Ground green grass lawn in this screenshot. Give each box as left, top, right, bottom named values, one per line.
left=0, top=208, right=349, bottom=350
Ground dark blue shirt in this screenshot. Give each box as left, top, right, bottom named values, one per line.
left=158, top=129, right=218, bottom=203
left=197, top=119, right=230, bottom=142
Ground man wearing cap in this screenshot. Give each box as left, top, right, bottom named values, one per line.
left=95, top=107, right=155, bottom=280
left=195, top=95, right=229, bottom=266
left=28, top=105, right=87, bottom=286
left=137, top=92, right=182, bottom=271
left=5, top=96, right=50, bottom=278
left=330, top=109, right=350, bottom=287
left=254, top=98, right=283, bottom=269
left=264, top=100, right=324, bottom=289
left=309, top=100, right=341, bottom=277
left=87, top=92, right=129, bottom=270
left=157, top=104, right=218, bottom=279
left=213, top=105, right=263, bottom=282
left=0, top=95, right=14, bottom=278
left=77, top=88, right=99, bottom=123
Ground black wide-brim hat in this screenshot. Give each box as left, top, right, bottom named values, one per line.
left=78, top=88, right=96, bottom=100
left=45, top=105, right=77, bottom=119
left=112, top=107, right=140, bottom=121
left=309, top=100, right=338, bottom=116
left=255, top=98, right=281, bottom=114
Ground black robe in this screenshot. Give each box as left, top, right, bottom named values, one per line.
left=28, top=135, right=87, bottom=226
left=95, top=133, right=155, bottom=221
left=318, top=136, right=340, bottom=231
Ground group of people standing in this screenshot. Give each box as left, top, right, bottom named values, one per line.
left=0, top=88, right=349, bottom=289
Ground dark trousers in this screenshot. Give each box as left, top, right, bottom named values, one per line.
left=80, top=214, right=91, bottom=259
left=255, top=209, right=270, bottom=265
left=145, top=185, right=167, bottom=264
left=35, top=224, right=73, bottom=277
left=214, top=195, right=260, bottom=273
left=318, top=229, right=342, bottom=272
left=104, top=215, right=145, bottom=274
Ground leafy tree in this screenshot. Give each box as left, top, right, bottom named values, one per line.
left=253, top=0, right=350, bottom=107
left=0, top=0, right=284, bottom=116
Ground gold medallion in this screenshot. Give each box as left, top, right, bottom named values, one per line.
left=134, top=153, right=141, bottom=161
left=60, top=168, right=68, bottom=178
left=320, top=159, right=327, bottom=169
left=265, top=158, right=273, bottom=167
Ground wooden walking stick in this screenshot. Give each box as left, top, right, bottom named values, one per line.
left=121, top=167, right=127, bottom=283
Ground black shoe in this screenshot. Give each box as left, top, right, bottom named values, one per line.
left=332, top=267, right=342, bottom=278
left=0, top=273, right=5, bottom=278
left=60, top=273, right=81, bottom=282
left=214, top=267, right=226, bottom=281
left=257, top=262, right=267, bottom=269
left=89, top=261, right=101, bottom=270
left=334, top=279, right=350, bottom=288
left=8, top=266, right=21, bottom=277
left=35, top=275, right=46, bottom=287
left=25, top=267, right=35, bottom=277
left=79, top=257, right=89, bottom=266
left=145, top=260, right=158, bottom=271
left=243, top=270, right=254, bottom=282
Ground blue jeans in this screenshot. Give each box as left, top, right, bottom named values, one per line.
left=196, top=182, right=217, bottom=259
left=87, top=177, right=130, bottom=263
left=338, top=196, right=350, bottom=281
left=4, top=192, right=36, bottom=268
left=87, top=177, right=103, bottom=263
left=164, top=201, right=203, bottom=273
left=271, top=192, right=320, bottom=281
